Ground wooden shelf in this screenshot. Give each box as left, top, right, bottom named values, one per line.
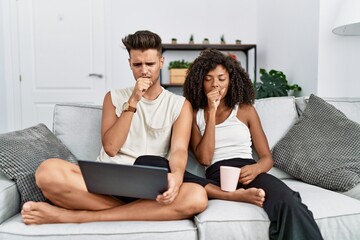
left=161, top=43, right=256, bottom=89
left=162, top=43, right=256, bottom=52
left=161, top=83, right=184, bottom=88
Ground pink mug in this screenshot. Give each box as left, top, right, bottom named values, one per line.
left=220, top=166, right=241, bottom=192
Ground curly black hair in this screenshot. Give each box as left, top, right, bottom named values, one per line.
left=183, top=49, right=255, bottom=110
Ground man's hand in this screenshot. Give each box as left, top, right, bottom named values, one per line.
left=156, top=173, right=181, bottom=205
left=131, top=75, right=153, bottom=102
left=206, top=88, right=226, bottom=111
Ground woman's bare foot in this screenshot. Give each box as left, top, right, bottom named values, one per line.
left=21, top=201, right=75, bottom=225
left=230, top=188, right=265, bottom=207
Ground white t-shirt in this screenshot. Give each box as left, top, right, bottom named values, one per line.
left=196, top=104, right=253, bottom=166
left=97, top=87, right=185, bottom=165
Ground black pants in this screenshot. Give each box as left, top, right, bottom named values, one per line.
left=134, top=156, right=323, bottom=240
left=206, top=159, right=323, bottom=240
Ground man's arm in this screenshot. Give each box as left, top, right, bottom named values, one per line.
left=101, top=76, right=152, bottom=157
left=101, top=92, right=135, bottom=157
left=156, top=99, right=193, bottom=205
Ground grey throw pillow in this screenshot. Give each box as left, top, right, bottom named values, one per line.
left=272, top=94, right=360, bottom=191
left=0, top=123, right=77, bottom=206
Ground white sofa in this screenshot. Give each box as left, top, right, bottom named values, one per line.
left=1, top=96, right=360, bottom=240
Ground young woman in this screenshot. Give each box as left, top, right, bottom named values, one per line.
left=183, top=49, right=323, bottom=240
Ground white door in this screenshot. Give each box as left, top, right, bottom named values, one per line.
left=17, top=0, right=106, bottom=130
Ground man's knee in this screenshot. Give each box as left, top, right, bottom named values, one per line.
left=35, top=158, right=68, bottom=190
left=179, top=183, right=208, bottom=217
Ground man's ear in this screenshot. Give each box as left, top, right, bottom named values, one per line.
left=128, top=58, right=131, bottom=69
left=159, top=56, right=164, bottom=69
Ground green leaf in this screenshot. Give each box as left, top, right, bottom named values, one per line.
left=255, top=68, right=302, bottom=99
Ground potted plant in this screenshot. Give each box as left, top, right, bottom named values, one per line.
left=168, top=60, right=192, bottom=84
left=220, top=35, right=226, bottom=44
left=202, top=38, right=209, bottom=44
left=254, top=68, right=302, bottom=99
left=189, top=34, right=194, bottom=44
left=171, top=38, right=177, bottom=44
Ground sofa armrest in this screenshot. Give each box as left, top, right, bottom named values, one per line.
left=0, top=171, right=20, bottom=224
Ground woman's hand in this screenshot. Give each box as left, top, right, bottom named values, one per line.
left=239, top=164, right=261, bottom=185
left=206, top=88, right=226, bottom=111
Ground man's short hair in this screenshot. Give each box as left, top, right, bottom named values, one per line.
left=122, top=30, right=162, bottom=55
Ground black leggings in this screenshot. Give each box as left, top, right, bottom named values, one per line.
left=206, top=159, right=323, bottom=240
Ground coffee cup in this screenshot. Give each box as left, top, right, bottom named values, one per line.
left=220, top=166, right=241, bottom=192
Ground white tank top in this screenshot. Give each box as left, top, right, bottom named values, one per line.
left=97, top=87, right=185, bottom=165
left=196, top=104, right=253, bottom=166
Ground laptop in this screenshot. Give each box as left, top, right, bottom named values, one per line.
left=78, top=160, right=168, bottom=200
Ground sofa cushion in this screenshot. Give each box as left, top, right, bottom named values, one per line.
left=0, top=124, right=77, bottom=206
left=53, top=104, right=103, bottom=161
left=296, top=96, right=360, bottom=124
left=253, top=96, right=298, bottom=180
left=195, top=179, right=360, bottom=240
left=284, top=179, right=360, bottom=240
left=0, top=172, right=20, bottom=224
left=272, top=94, right=360, bottom=191
left=0, top=214, right=197, bottom=240
left=195, top=200, right=269, bottom=240
left=341, top=182, right=360, bottom=201
left=254, top=96, right=298, bottom=149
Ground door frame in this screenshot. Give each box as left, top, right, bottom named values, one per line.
left=3, top=0, right=110, bottom=132
left=3, top=0, right=22, bottom=131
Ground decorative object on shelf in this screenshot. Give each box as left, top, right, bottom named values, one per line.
left=220, top=34, right=226, bottom=44
left=171, top=38, right=177, bottom=44
left=227, top=52, right=237, bottom=61
left=168, top=60, right=192, bottom=84
left=235, top=39, right=242, bottom=45
left=254, top=68, right=302, bottom=99
left=189, top=34, right=194, bottom=44
left=202, top=38, right=209, bottom=44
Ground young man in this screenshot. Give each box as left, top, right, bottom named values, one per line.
left=21, top=30, right=208, bottom=224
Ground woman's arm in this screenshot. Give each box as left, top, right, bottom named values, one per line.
left=189, top=109, right=216, bottom=166
left=237, top=104, right=273, bottom=185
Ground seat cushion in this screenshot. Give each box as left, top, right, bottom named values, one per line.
left=284, top=179, right=360, bottom=240
left=0, top=214, right=197, bottom=240
left=195, top=200, right=269, bottom=240
left=0, top=172, right=20, bottom=224
left=195, top=179, right=360, bottom=240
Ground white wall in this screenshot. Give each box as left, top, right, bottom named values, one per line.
left=0, top=0, right=7, bottom=133
left=257, top=0, right=320, bottom=96
left=317, top=0, right=360, bottom=97
left=106, top=0, right=257, bottom=90
left=1, top=0, right=359, bottom=132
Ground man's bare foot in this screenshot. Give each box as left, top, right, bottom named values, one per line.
left=230, top=188, right=265, bottom=207
left=21, top=201, right=73, bottom=225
